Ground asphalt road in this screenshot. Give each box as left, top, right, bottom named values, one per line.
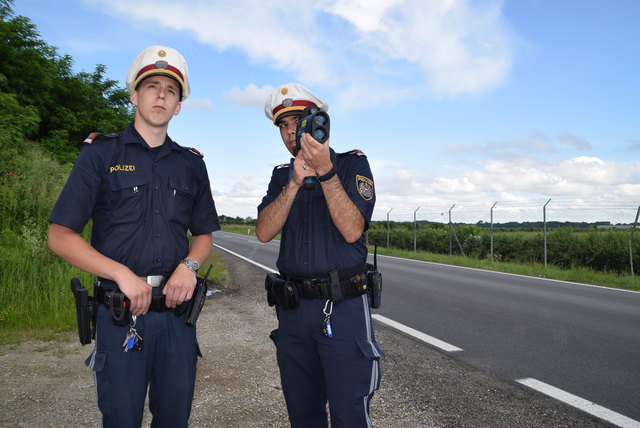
left=212, top=231, right=640, bottom=426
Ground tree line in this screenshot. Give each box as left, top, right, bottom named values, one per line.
left=367, top=221, right=639, bottom=275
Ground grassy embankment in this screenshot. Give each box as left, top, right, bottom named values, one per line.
left=0, top=140, right=226, bottom=344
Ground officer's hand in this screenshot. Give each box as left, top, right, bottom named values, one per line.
left=117, top=275, right=152, bottom=316
left=299, top=133, right=332, bottom=175
left=291, top=152, right=313, bottom=187
left=163, top=264, right=197, bottom=308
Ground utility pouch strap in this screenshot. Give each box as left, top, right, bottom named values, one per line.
left=328, top=269, right=344, bottom=304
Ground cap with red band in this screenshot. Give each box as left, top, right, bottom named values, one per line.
left=126, top=46, right=190, bottom=101
left=265, top=83, right=328, bottom=125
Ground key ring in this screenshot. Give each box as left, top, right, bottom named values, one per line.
left=323, top=300, right=333, bottom=316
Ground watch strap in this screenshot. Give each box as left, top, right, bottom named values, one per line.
left=317, top=165, right=336, bottom=182
left=180, top=259, right=199, bottom=272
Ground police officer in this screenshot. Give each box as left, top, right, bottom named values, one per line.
left=47, top=46, right=220, bottom=428
left=256, top=83, right=384, bottom=428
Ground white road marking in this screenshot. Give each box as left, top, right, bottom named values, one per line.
left=371, top=314, right=463, bottom=352
left=517, top=378, right=640, bottom=428
left=214, top=244, right=277, bottom=273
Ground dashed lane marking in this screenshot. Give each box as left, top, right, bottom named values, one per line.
left=517, top=378, right=640, bottom=428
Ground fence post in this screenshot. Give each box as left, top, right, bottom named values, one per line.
left=413, top=206, right=420, bottom=252
left=448, top=204, right=455, bottom=255
left=386, top=208, right=393, bottom=248
left=490, top=201, right=497, bottom=261
left=543, top=198, right=551, bottom=268
left=629, top=205, right=640, bottom=277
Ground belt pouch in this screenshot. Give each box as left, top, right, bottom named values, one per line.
left=268, top=274, right=299, bottom=310
left=265, top=273, right=278, bottom=307
left=105, top=288, right=131, bottom=326
left=328, top=269, right=344, bottom=304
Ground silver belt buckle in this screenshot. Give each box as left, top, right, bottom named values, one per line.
left=141, top=275, right=165, bottom=287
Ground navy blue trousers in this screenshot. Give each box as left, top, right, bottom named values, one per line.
left=86, top=286, right=199, bottom=428
left=275, top=294, right=384, bottom=428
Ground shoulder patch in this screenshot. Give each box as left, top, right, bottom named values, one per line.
left=343, top=149, right=366, bottom=157
left=356, top=175, right=374, bottom=200
left=185, top=147, right=204, bottom=158
left=275, top=163, right=290, bottom=170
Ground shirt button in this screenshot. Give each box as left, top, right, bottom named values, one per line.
left=155, top=234, right=160, bottom=238
left=154, top=209, right=160, bottom=214
left=155, top=258, right=161, bottom=262
left=154, top=186, right=159, bottom=190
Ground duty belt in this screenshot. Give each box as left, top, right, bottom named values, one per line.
left=95, top=286, right=177, bottom=312
left=97, top=275, right=166, bottom=287
left=284, top=265, right=368, bottom=300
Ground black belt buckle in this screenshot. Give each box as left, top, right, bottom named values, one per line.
left=328, top=269, right=344, bottom=304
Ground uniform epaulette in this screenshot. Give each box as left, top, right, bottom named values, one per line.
left=187, top=147, right=204, bottom=158
left=342, top=149, right=366, bottom=156
left=83, top=132, right=118, bottom=144
left=275, top=163, right=290, bottom=170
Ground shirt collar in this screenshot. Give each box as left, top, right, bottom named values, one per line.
left=122, top=122, right=178, bottom=152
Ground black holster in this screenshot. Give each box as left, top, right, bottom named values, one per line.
left=265, top=273, right=300, bottom=310
left=70, top=277, right=96, bottom=345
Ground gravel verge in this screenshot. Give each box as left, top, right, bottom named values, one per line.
left=0, top=248, right=615, bottom=427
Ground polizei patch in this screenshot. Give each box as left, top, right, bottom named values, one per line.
left=356, top=175, right=374, bottom=200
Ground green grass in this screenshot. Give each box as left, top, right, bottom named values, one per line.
left=0, top=248, right=227, bottom=345
left=373, top=247, right=640, bottom=291
left=221, top=224, right=256, bottom=236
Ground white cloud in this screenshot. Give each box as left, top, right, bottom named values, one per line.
left=182, top=97, right=214, bottom=111
left=370, top=154, right=640, bottom=220
left=86, top=0, right=515, bottom=109
left=224, top=84, right=273, bottom=109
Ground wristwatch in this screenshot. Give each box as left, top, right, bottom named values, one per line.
left=180, top=259, right=199, bottom=272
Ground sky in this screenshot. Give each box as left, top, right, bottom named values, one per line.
left=11, top=0, right=640, bottom=223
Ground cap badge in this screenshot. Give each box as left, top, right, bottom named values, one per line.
left=282, top=98, right=293, bottom=108
left=158, top=49, right=167, bottom=57
left=356, top=175, right=374, bottom=201
left=281, top=88, right=288, bottom=95
left=155, top=60, right=168, bottom=69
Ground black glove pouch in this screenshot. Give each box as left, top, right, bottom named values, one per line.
left=265, top=273, right=299, bottom=310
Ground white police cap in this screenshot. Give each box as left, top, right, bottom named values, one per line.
left=126, top=46, right=190, bottom=101
left=265, top=83, right=328, bottom=125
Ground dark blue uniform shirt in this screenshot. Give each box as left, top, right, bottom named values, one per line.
left=258, top=149, right=375, bottom=279
left=49, top=123, right=220, bottom=277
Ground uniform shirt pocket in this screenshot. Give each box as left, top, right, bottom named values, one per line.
left=168, top=175, right=196, bottom=226
left=105, top=172, right=148, bottom=225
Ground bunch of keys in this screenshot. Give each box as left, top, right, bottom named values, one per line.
left=321, top=300, right=333, bottom=338
left=123, top=315, right=143, bottom=352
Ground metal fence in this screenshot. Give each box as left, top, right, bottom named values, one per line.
left=372, top=197, right=640, bottom=276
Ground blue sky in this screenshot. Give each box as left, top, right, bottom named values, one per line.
left=13, top=0, right=640, bottom=222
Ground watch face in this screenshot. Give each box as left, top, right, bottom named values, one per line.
left=182, top=259, right=198, bottom=271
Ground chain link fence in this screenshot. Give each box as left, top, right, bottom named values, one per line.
left=370, top=197, right=640, bottom=276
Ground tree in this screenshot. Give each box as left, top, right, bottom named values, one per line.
left=0, top=1, right=133, bottom=163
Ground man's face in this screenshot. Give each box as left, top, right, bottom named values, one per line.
left=130, top=75, right=182, bottom=128
left=277, top=114, right=300, bottom=155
